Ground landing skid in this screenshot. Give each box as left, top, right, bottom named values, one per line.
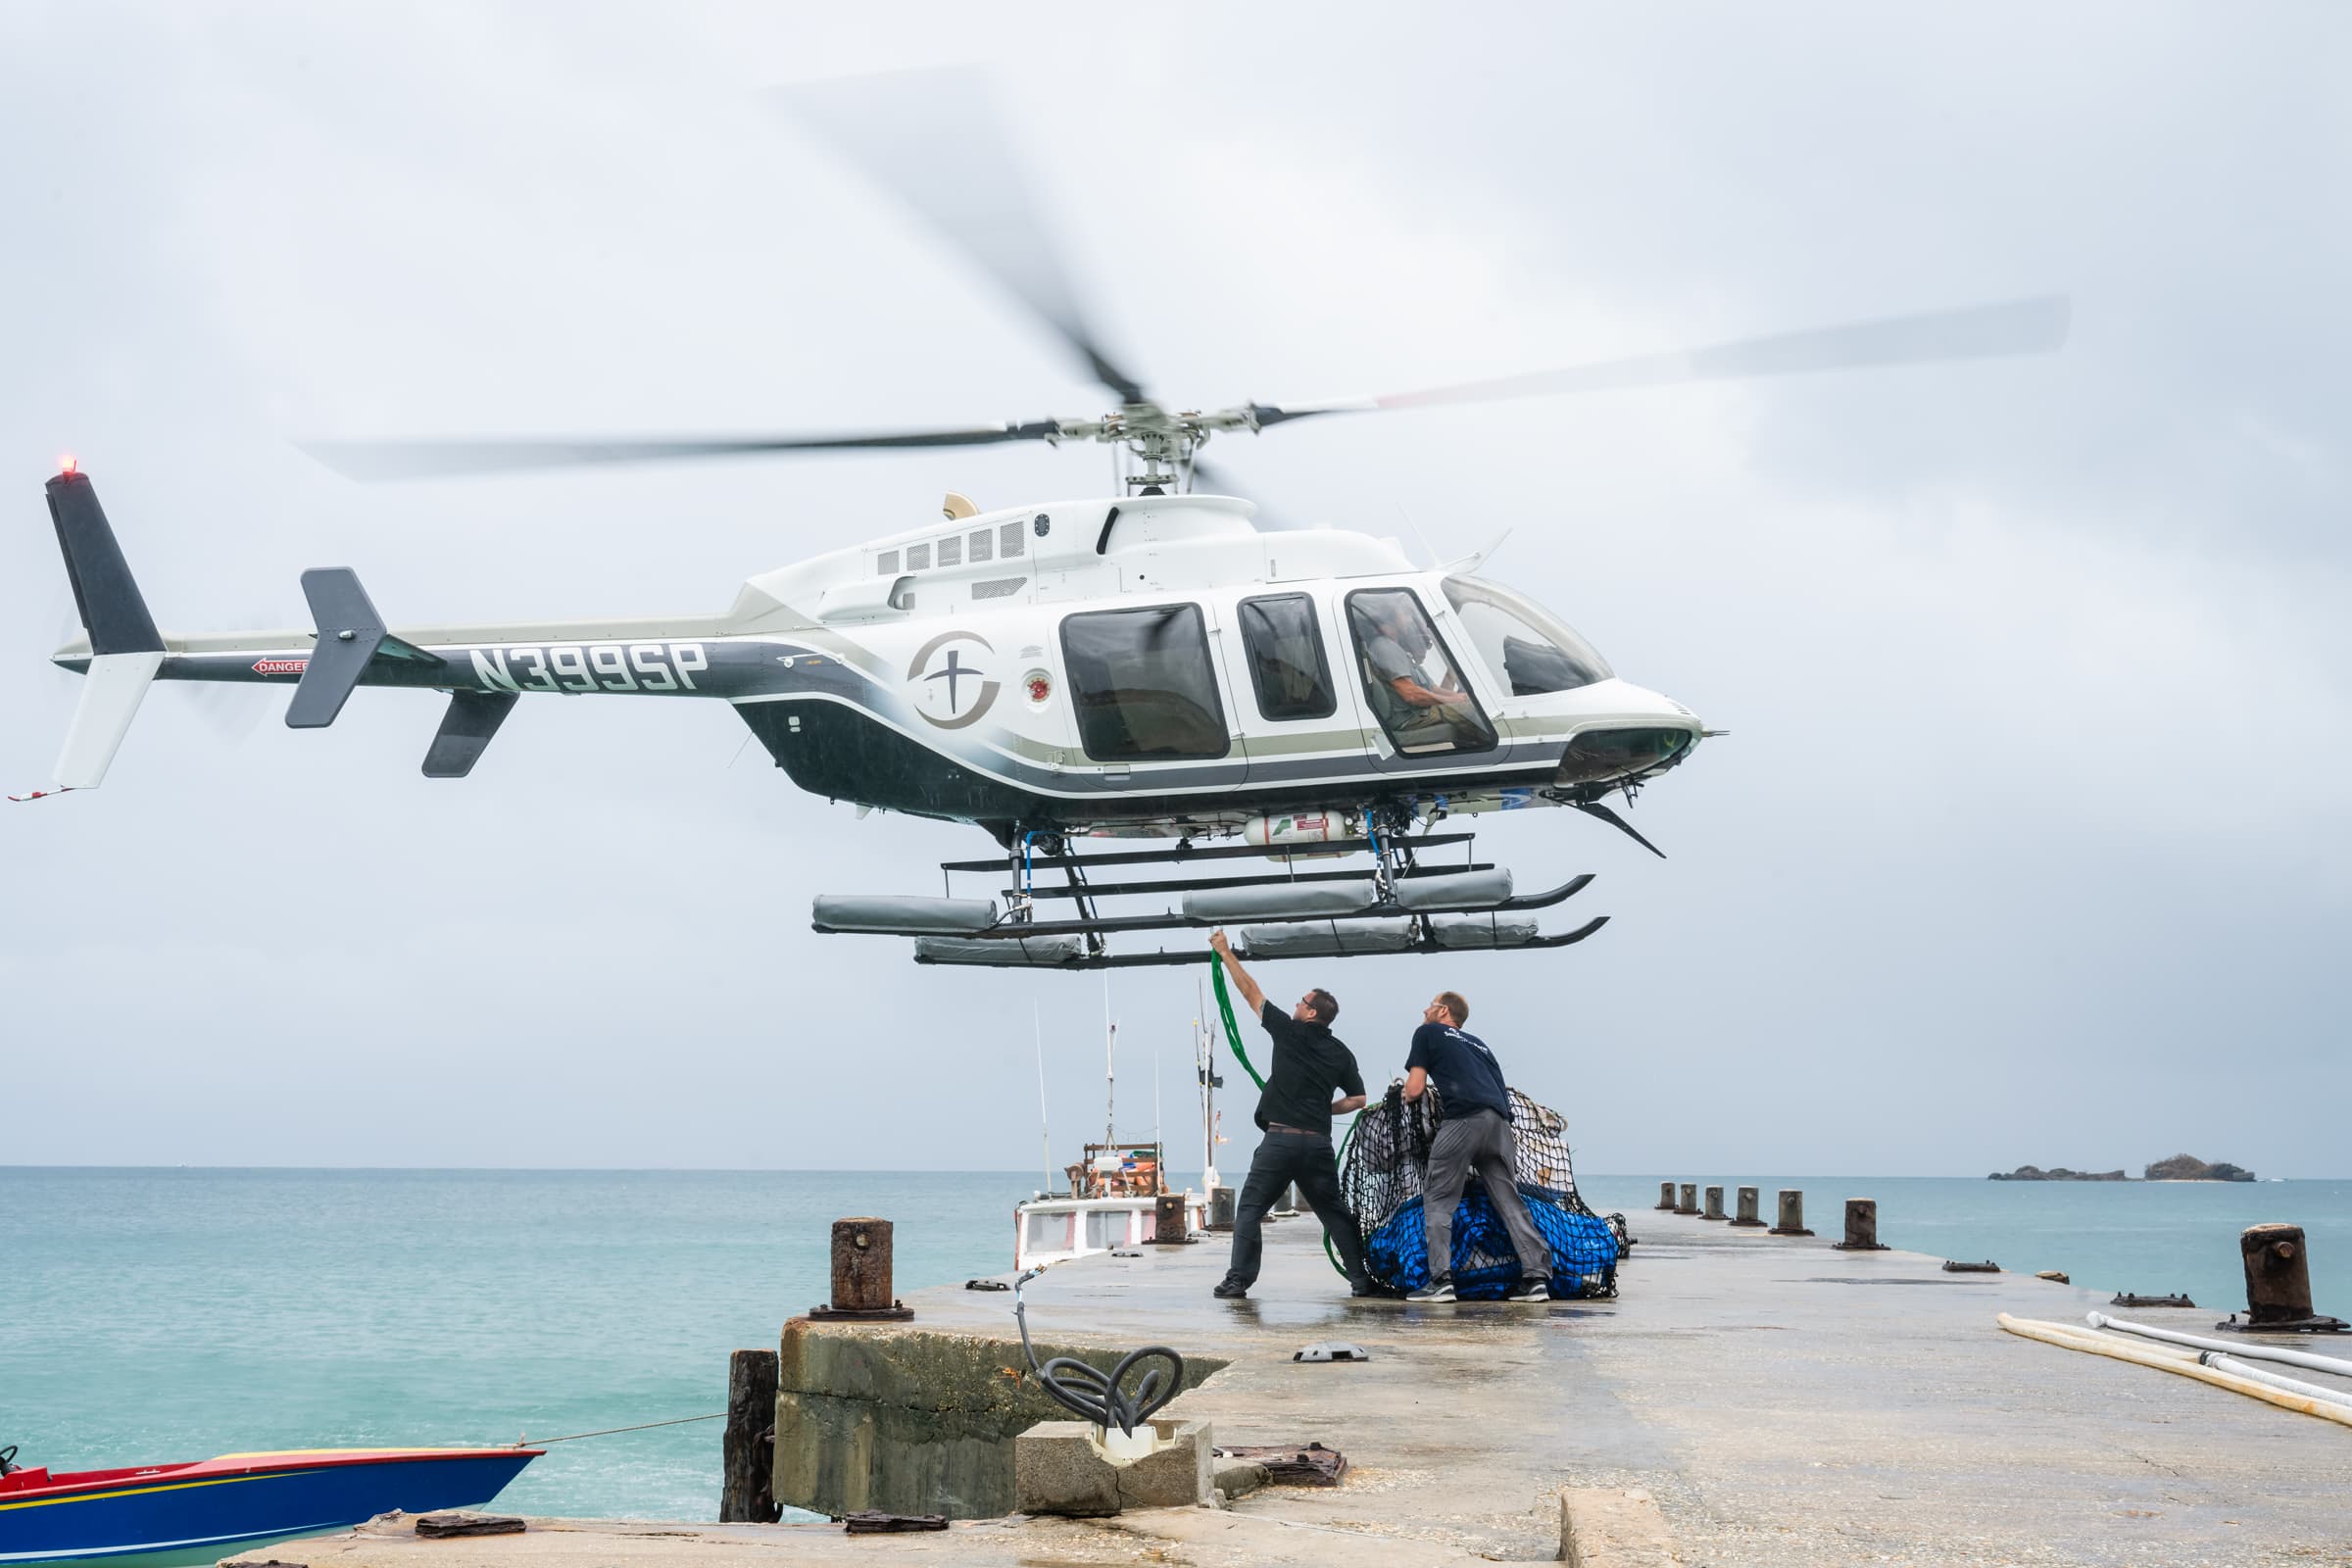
left=810, top=825, right=1608, bottom=969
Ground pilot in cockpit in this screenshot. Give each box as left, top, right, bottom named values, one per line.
left=1361, top=595, right=1484, bottom=750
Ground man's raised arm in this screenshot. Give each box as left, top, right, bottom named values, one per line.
left=1208, top=928, right=1267, bottom=1015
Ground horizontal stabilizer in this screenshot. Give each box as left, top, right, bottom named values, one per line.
left=287, top=567, right=387, bottom=728
left=423, top=690, right=519, bottom=778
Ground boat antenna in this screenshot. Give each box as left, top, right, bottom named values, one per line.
left=1032, top=997, right=1054, bottom=1192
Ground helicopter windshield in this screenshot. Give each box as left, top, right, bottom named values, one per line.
left=1441, top=576, right=1611, bottom=697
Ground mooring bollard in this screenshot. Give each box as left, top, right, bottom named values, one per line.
left=2216, top=1223, right=2349, bottom=1333
left=1833, top=1199, right=1889, bottom=1251
left=1675, top=1182, right=1700, bottom=1215
left=1731, top=1186, right=1766, bottom=1227
left=809, top=1216, right=913, bottom=1321
left=1702, top=1185, right=1727, bottom=1221
left=1207, top=1185, right=1238, bottom=1230
left=1655, top=1180, right=1677, bottom=1210
left=1769, top=1189, right=1813, bottom=1236
left=1151, top=1191, right=1191, bottom=1244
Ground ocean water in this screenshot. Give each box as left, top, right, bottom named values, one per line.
left=1577, top=1174, right=2352, bottom=1318
left=6, top=1167, right=2347, bottom=1522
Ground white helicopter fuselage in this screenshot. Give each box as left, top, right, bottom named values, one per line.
left=43, top=474, right=1703, bottom=845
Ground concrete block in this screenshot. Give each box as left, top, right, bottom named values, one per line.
left=1013, top=1419, right=1212, bottom=1516
left=1559, top=1486, right=1678, bottom=1568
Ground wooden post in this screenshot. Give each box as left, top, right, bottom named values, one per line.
left=1654, top=1181, right=1676, bottom=1210
left=1731, top=1186, right=1765, bottom=1227
left=1769, top=1190, right=1814, bottom=1237
left=720, top=1348, right=780, bottom=1523
left=1675, top=1183, right=1699, bottom=1215
left=831, top=1217, right=894, bottom=1311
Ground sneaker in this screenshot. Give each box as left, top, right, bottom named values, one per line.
left=1506, top=1277, right=1553, bottom=1302
left=1212, top=1280, right=1250, bottom=1299
left=1406, top=1278, right=1456, bottom=1303
left=1348, top=1277, right=1383, bottom=1298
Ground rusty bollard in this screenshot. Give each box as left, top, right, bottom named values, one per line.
left=1833, top=1199, right=1889, bottom=1251
left=1702, top=1186, right=1728, bottom=1221
left=1655, top=1181, right=1677, bottom=1210
left=2215, top=1223, right=2349, bottom=1334
left=809, top=1216, right=914, bottom=1321
left=1731, top=1186, right=1766, bottom=1227
left=1769, top=1190, right=1814, bottom=1237
left=1150, top=1191, right=1192, bottom=1245
left=1206, top=1186, right=1238, bottom=1230
left=1675, top=1183, right=1700, bottom=1215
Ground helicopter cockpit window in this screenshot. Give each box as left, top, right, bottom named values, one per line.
left=1060, top=604, right=1230, bottom=761
left=1237, top=595, right=1337, bottom=722
left=1440, top=577, right=1611, bottom=696
left=1345, top=589, right=1496, bottom=755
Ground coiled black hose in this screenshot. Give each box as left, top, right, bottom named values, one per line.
left=1011, top=1267, right=1184, bottom=1437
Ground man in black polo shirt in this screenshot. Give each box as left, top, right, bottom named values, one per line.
left=1207, top=929, right=1375, bottom=1299
left=1402, top=990, right=1552, bottom=1302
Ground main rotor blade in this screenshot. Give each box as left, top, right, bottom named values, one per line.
left=773, top=70, right=1152, bottom=407
left=302, top=422, right=1061, bottom=482
left=1245, top=294, right=2071, bottom=428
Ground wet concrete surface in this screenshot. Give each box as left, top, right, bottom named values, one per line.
left=234, top=1208, right=2352, bottom=1566
left=919, top=1208, right=2352, bottom=1564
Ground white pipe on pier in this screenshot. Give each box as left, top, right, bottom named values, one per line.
left=2201, top=1352, right=2352, bottom=1409
left=2085, top=1311, right=2352, bottom=1380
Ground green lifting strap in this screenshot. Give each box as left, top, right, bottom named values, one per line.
left=1208, top=954, right=1356, bottom=1279
left=1208, top=956, right=1267, bottom=1090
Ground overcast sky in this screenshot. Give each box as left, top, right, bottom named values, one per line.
left=4, top=3, right=2345, bottom=1176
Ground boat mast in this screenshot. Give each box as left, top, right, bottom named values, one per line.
left=1033, top=999, right=1054, bottom=1192
left=1102, top=971, right=1116, bottom=1148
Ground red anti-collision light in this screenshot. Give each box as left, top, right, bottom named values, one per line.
left=59, top=454, right=76, bottom=475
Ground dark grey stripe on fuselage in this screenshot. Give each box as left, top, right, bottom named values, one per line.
left=153, top=636, right=1573, bottom=811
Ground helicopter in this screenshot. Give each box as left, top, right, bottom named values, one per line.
left=24, top=72, right=2068, bottom=970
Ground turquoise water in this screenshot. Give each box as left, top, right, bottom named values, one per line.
left=6, top=1168, right=2347, bottom=1522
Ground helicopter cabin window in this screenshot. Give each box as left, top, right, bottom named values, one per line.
left=875, top=550, right=900, bottom=575
left=938, top=535, right=962, bottom=567
left=906, top=542, right=931, bottom=570
left=1000, top=520, right=1025, bottom=559
left=1237, top=594, right=1337, bottom=722
left=1345, top=588, right=1496, bottom=755
left=968, top=528, right=993, bottom=564
left=1440, top=577, right=1611, bottom=696
left=1059, top=604, right=1230, bottom=761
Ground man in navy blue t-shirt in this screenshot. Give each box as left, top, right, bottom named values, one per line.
left=1402, top=990, right=1552, bottom=1302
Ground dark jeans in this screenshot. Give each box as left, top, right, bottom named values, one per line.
left=1220, top=1127, right=1371, bottom=1290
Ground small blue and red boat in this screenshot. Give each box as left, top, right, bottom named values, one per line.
left=0, top=1444, right=540, bottom=1567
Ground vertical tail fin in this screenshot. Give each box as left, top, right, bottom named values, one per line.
left=16, top=467, right=166, bottom=799
left=49, top=467, right=163, bottom=657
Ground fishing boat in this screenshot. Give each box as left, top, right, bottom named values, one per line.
left=0, top=1444, right=539, bottom=1567
left=1011, top=999, right=1223, bottom=1272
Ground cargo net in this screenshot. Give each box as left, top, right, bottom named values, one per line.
left=1342, top=1083, right=1625, bottom=1299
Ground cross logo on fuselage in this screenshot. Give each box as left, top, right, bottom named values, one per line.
left=906, top=630, right=1000, bottom=731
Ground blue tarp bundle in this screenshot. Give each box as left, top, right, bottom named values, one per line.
left=1365, top=1183, right=1621, bottom=1299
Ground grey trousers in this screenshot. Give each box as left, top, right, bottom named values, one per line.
left=1423, top=1107, right=1550, bottom=1282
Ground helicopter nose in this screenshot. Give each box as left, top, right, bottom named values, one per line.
left=1554, top=725, right=1696, bottom=786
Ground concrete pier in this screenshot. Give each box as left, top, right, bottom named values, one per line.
left=231, top=1208, right=2352, bottom=1567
